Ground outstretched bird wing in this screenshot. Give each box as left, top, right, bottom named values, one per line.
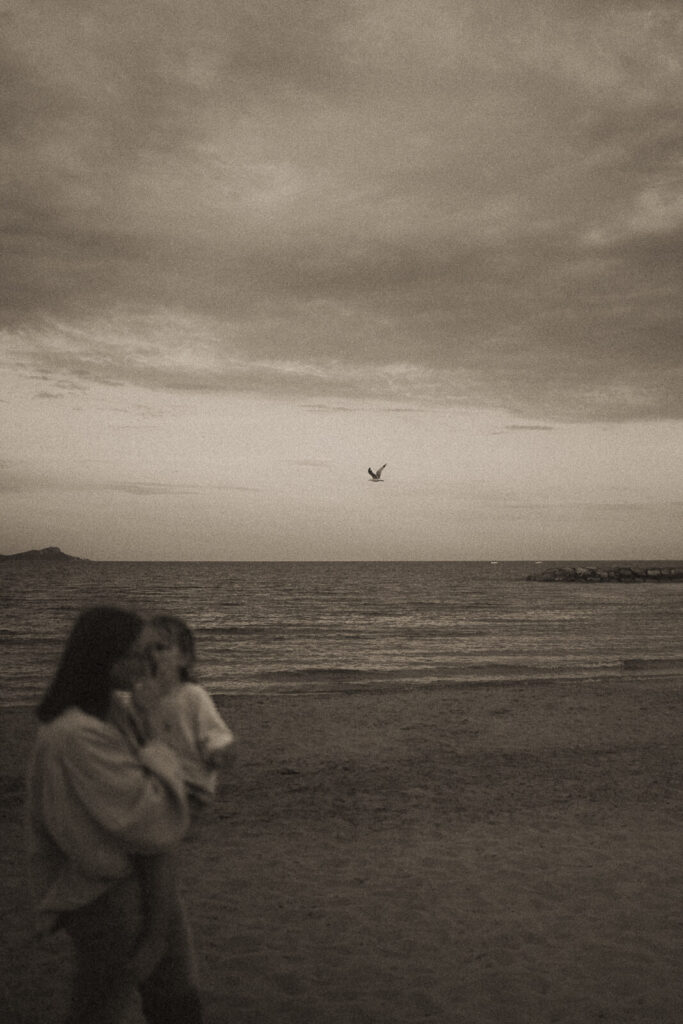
left=368, top=467, right=377, bottom=479
left=376, top=463, right=387, bottom=478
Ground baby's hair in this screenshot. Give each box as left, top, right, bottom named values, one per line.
left=152, top=614, right=196, bottom=682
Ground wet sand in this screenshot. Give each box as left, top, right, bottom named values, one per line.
left=1, top=676, right=681, bottom=1023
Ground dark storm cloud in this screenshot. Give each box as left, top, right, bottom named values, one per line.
left=287, top=459, right=332, bottom=468
left=505, top=425, right=554, bottom=431
left=0, top=464, right=260, bottom=495
left=2, top=0, right=682, bottom=421
left=106, top=482, right=262, bottom=496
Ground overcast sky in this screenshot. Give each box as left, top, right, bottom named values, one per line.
left=2, top=0, right=681, bottom=560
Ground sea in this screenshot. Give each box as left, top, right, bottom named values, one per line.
left=2, top=560, right=683, bottom=709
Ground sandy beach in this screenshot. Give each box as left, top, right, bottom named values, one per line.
left=1, top=676, right=681, bottom=1023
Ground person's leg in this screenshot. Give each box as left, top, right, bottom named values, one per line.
left=128, top=852, right=175, bottom=983
left=61, top=877, right=142, bottom=1024
left=138, top=887, right=203, bottom=1024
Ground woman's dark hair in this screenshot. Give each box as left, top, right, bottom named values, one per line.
left=37, top=606, right=145, bottom=722
left=152, top=614, right=196, bottom=682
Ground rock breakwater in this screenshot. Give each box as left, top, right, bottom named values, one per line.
left=527, top=565, right=683, bottom=583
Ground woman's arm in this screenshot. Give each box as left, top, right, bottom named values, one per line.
left=44, top=715, right=189, bottom=856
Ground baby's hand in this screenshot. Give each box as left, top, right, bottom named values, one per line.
left=131, top=671, right=166, bottom=739
left=204, top=741, right=235, bottom=770
left=132, top=672, right=164, bottom=711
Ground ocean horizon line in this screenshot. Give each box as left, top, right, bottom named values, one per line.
left=4, top=557, right=683, bottom=565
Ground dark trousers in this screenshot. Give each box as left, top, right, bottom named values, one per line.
left=60, top=875, right=203, bottom=1024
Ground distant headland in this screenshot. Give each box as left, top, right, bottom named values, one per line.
left=0, top=546, right=89, bottom=562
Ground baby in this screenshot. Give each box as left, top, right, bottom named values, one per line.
left=146, top=614, right=235, bottom=807
left=129, top=614, right=235, bottom=982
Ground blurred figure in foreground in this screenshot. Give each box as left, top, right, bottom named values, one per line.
left=128, top=613, right=235, bottom=983
left=25, top=606, right=203, bottom=1023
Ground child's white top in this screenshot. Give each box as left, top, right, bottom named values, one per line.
left=148, top=682, right=234, bottom=801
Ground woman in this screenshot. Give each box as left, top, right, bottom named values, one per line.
left=25, top=606, right=204, bottom=1023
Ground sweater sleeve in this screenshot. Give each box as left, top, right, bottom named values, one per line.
left=45, top=717, right=189, bottom=856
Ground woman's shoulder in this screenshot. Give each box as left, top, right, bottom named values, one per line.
left=37, top=706, right=120, bottom=753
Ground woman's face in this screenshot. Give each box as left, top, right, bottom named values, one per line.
left=109, top=624, right=160, bottom=690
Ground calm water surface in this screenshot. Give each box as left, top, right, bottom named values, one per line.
left=2, top=561, right=683, bottom=707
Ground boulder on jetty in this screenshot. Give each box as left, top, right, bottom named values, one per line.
left=526, top=565, right=683, bottom=583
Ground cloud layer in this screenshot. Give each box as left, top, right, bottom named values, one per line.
left=2, top=0, right=682, bottom=420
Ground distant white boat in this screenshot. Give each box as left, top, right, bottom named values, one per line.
left=368, top=464, right=387, bottom=482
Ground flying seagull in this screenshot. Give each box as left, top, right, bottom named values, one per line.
left=368, top=463, right=387, bottom=482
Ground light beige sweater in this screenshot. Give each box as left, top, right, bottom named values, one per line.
left=26, top=706, right=189, bottom=933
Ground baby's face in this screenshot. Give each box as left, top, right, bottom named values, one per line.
left=152, top=633, right=190, bottom=691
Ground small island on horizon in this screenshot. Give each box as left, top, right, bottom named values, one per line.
left=0, top=549, right=681, bottom=571
left=0, top=546, right=90, bottom=563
